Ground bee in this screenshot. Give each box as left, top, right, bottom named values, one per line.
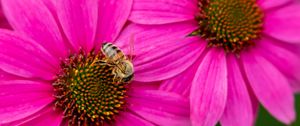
left=100, top=41, right=134, bottom=83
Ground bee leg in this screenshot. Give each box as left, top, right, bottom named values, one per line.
left=113, top=76, right=119, bottom=83
left=93, top=60, right=106, bottom=65
left=96, top=60, right=114, bottom=67
left=99, top=59, right=116, bottom=67
left=111, top=68, right=119, bottom=83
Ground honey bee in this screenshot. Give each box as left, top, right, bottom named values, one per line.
left=100, top=41, right=134, bottom=83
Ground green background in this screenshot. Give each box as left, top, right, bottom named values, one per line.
left=256, top=94, right=300, bottom=126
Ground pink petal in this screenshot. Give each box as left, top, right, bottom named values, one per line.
left=128, top=90, right=191, bottom=126
left=0, top=68, right=23, bottom=81
left=134, top=40, right=202, bottom=82
left=114, top=112, right=155, bottom=126
left=0, top=80, right=54, bottom=124
left=0, top=30, right=58, bottom=80
left=116, top=21, right=198, bottom=61
left=57, top=0, right=98, bottom=52
left=95, top=0, right=133, bottom=44
left=0, top=3, right=11, bottom=29
left=5, top=106, right=55, bottom=125
left=250, top=92, right=260, bottom=122
left=255, top=37, right=300, bottom=89
left=220, top=54, right=254, bottom=126
left=190, top=49, right=228, bottom=126
left=18, top=107, right=63, bottom=126
left=263, top=4, right=300, bottom=43
left=0, top=19, right=11, bottom=29
left=247, top=79, right=260, bottom=120
left=129, top=0, right=198, bottom=24
left=290, top=81, right=300, bottom=93
left=130, top=81, right=161, bottom=90
left=241, top=50, right=295, bottom=124
left=116, top=21, right=201, bottom=81
left=41, top=0, right=57, bottom=17
left=257, top=0, right=292, bottom=10
left=159, top=52, right=203, bottom=97
left=2, top=0, right=69, bottom=59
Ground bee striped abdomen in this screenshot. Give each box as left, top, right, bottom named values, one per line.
left=102, top=43, right=125, bottom=61
left=101, top=42, right=134, bottom=83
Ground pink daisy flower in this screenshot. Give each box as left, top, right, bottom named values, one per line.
left=0, top=0, right=190, bottom=125
left=125, top=0, right=300, bottom=125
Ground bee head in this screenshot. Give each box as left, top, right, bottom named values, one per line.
left=118, top=60, right=134, bottom=83
left=122, top=73, right=134, bottom=83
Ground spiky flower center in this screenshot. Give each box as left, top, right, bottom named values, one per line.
left=191, top=0, right=263, bottom=53
left=53, top=50, right=127, bottom=126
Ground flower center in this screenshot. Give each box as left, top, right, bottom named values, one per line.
left=53, top=50, right=127, bottom=125
left=191, top=0, right=263, bottom=53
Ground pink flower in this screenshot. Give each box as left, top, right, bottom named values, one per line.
left=0, top=0, right=190, bottom=125
left=126, top=0, right=300, bottom=126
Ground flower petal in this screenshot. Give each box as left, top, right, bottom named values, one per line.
left=257, top=0, right=292, bottom=10
left=0, top=67, right=23, bottom=81
left=255, top=37, right=300, bottom=90
left=95, top=0, right=133, bottom=44
left=128, top=89, right=191, bottom=126
left=263, top=4, right=300, bottom=43
left=116, top=21, right=198, bottom=60
left=290, top=81, right=300, bottom=93
left=18, top=107, right=63, bottom=126
left=190, top=49, right=227, bottom=126
left=129, top=0, right=198, bottom=24
left=2, top=0, right=68, bottom=58
left=114, top=112, right=155, bottom=126
left=0, top=30, right=58, bottom=80
left=41, top=0, right=57, bottom=17
left=0, top=3, right=11, bottom=29
left=57, top=0, right=98, bottom=52
left=220, top=54, right=254, bottom=126
left=134, top=41, right=202, bottom=82
left=159, top=52, right=203, bottom=97
left=242, top=50, right=295, bottom=124
left=130, top=81, right=161, bottom=90
left=0, top=80, right=54, bottom=124
left=116, top=21, right=201, bottom=81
